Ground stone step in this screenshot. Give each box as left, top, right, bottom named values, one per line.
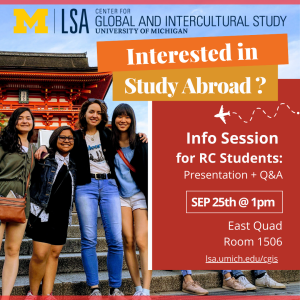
left=2, top=270, right=299, bottom=296
left=0, top=237, right=107, bottom=256
left=154, top=281, right=300, bottom=296
left=72, top=213, right=79, bottom=225
left=0, top=252, right=140, bottom=276
left=2, top=270, right=204, bottom=295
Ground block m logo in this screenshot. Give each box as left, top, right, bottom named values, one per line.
left=14, top=9, right=48, bottom=33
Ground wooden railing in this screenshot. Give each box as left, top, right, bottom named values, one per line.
left=0, top=104, right=82, bottom=111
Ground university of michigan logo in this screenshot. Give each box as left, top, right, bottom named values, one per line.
left=14, top=9, right=48, bottom=33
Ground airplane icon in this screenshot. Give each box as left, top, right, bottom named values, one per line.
left=214, top=105, right=230, bottom=124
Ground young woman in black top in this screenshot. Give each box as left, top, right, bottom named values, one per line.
left=26, top=126, right=76, bottom=297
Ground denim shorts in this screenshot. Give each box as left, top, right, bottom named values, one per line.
left=120, top=191, right=147, bottom=211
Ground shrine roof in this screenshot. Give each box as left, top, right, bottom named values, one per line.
left=0, top=51, right=97, bottom=71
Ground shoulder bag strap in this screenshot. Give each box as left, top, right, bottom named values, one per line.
left=24, top=144, right=34, bottom=198
left=117, top=149, right=136, bottom=173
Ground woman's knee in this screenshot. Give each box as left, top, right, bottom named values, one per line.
left=122, top=234, right=135, bottom=250
left=105, top=227, right=123, bottom=246
left=49, top=248, right=62, bottom=260
left=81, top=234, right=97, bottom=250
left=79, top=221, right=98, bottom=250
left=135, top=235, right=148, bottom=252
left=4, top=244, right=21, bottom=258
left=31, top=251, right=48, bottom=264
left=107, top=237, right=123, bottom=252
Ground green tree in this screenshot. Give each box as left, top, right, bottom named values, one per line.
left=0, top=112, right=7, bottom=130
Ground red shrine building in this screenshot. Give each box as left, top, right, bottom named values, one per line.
left=0, top=51, right=112, bottom=132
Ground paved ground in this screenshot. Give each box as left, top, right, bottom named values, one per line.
left=154, top=281, right=300, bottom=296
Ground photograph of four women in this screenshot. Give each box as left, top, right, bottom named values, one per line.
left=0, top=99, right=151, bottom=296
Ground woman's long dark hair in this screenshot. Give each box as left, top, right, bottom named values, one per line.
left=75, top=99, right=108, bottom=133
left=111, top=103, right=137, bottom=151
left=0, top=107, right=35, bottom=153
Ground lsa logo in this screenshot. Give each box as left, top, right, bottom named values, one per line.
left=14, top=9, right=48, bottom=33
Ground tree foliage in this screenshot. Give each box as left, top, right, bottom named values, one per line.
left=0, top=112, right=7, bottom=130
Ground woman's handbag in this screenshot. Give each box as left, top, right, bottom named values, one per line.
left=0, top=145, right=33, bottom=223
left=117, top=149, right=136, bottom=172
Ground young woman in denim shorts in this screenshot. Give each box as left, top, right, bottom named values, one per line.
left=111, top=104, right=151, bottom=296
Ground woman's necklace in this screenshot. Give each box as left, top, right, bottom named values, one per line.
left=87, top=131, right=97, bottom=141
left=91, top=132, right=97, bottom=141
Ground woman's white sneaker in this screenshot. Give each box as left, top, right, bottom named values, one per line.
left=133, top=291, right=144, bottom=296
left=255, top=274, right=286, bottom=289
left=236, top=276, right=256, bottom=290
left=90, top=289, right=102, bottom=296
left=110, top=288, right=124, bottom=296
left=25, top=291, right=37, bottom=300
